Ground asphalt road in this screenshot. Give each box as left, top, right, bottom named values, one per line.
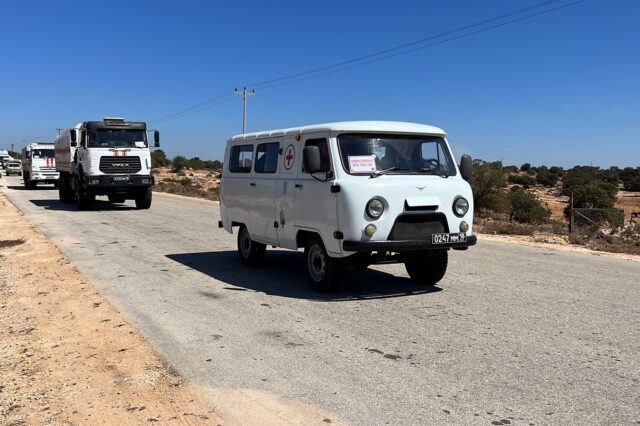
left=2, top=174, right=639, bottom=425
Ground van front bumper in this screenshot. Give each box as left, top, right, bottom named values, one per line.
left=342, top=235, right=477, bottom=252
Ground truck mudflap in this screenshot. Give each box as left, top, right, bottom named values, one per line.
left=342, top=235, right=477, bottom=252
left=84, top=175, right=154, bottom=187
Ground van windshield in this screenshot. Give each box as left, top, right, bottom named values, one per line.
left=87, top=129, right=147, bottom=148
left=337, top=134, right=456, bottom=176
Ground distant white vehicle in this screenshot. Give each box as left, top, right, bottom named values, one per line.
left=5, top=160, right=22, bottom=176
left=21, top=143, right=59, bottom=189
left=55, top=117, right=160, bottom=210
left=0, top=149, right=9, bottom=169
left=219, top=121, right=476, bottom=291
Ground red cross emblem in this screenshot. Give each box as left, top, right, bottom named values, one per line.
left=284, top=145, right=295, bottom=170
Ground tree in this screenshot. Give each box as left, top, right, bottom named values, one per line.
left=508, top=187, right=550, bottom=224
left=172, top=155, right=187, bottom=172
left=150, top=149, right=169, bottom=168
left=520, top=163, right=531, bottom=172
left=508, top=175, right=536, bottom=186
left=572, top=181, right=617, bottom=208
left=469, top=163, right=509, bottom=212
left=535, top=169, right=559, bottom=187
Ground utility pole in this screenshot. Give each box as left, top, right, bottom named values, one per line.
left=234, top=86, right=255, bottom=134
left=56, top=128, right=63, bottom=135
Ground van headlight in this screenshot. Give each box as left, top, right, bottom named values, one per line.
left=453, top=197, right=469, bottom=217
left=366, top=198, right=384, bottom=219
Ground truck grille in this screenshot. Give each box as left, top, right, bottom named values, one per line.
left=99, top=156, right=141, bottom=174
left=388, top=213, right=448, bottom=240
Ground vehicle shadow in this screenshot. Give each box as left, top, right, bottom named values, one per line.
left=166, top=250, right=442, bottom=301
left=6, top=185, right=57, bottom=191
left=29, top=199, right=136, bottom=211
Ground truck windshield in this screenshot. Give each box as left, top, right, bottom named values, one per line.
left=87, top=129, right=147, bottom=148
left=337, top=134, right=456, bottom=176
left=31, top=149, right=54, bottom=158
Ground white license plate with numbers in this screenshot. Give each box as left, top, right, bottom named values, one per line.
left=432, top=232, right=467, bottom=244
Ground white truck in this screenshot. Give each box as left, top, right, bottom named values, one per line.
left=0, top=149, right=11, bottom=170
left=21, top=143, right=59, bottom=189
left=55, top=117, right=159, bottom=210
left=219, top=121, right=476, bottom=291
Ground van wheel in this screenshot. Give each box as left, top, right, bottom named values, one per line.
left=304, top=236, right=342, bottom=292
left=404, top=250, right=448, bottom=285
left=237, top=226, right=265, bottom=266
left=135, top=188, right=152, bottom=209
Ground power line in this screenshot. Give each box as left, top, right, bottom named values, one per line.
left=150, top=0, right=587, bottom=124
left=256, top=0, right=587, bottom=92
left=249, top=0, right=567, bottom=89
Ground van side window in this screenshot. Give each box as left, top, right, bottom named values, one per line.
left=255, top=142, right=279, bottom=173
left=302, top=138, right=330, bottom=173
left=229, top=144, right=254, bottom=173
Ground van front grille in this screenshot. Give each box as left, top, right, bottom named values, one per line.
left=388, top=213, right=449, bottom=241
left=99, top=156, right=141, bottom=174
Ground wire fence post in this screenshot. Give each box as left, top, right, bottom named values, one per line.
left=569, top=191, right=574, bottom=234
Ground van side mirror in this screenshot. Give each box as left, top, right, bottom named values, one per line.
left=154, top=130, right=160, bottom=148
left=460, top=155, right=473, bottom=180
left=303, top=146, right=322, bottom=173
left=70, top=129, right=77, bottom=147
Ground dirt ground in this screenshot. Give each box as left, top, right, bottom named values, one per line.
left=0, top=192, right=218, bottom=425
left=0, top=187, right=344, bottom=426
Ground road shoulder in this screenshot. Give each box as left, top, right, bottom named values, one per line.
left=0, top=190, right=217, bottom=424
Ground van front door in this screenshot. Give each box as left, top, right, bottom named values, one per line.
left=293, top=135, right=340, bottom=255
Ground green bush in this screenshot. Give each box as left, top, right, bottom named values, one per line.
left=180, top=177, right=192, bottom=186
left=151, top=149, right=170, bottom=168
left=508, top=175, right=536, bottom=186
left=520, top=163, right=531, bottom=172
left=562, top=166, right=618, bottom=208
left=535, top=169, right=559, bottom=187
left=469, top=163, right=508, bottom=212
left=508, top=187, right=550, bottom=224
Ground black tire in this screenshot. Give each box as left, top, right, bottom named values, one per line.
left=304, top=235, right=342, bottom=292
left=109, top=195, right=126, bottom=204
left=74, top=176, right=94, bottom=210
left=237, top=225, right=265, bottom=266
left=61, top=175, right=74, bottom=203
left=135, top=187, right=152, bottom=209
left=404, top=250, right=448, bottom=285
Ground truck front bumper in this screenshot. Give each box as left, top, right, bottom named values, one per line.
left=342, top=235, right=477, bottom=252
left=84, top=175, right=154, bottom=187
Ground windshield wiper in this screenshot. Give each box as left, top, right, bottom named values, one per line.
left=369, top=166, right=409, bottom=178
left=418, top=168, right=449, bottom=178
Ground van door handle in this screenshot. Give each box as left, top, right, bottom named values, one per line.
left=250, top=182, right=256, bottom=187
left=295, top=183, right=303, bottom=189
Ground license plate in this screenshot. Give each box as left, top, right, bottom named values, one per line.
left=113, top=176, right=129, bottom=182
left=432, top=232, right=467, bottom=244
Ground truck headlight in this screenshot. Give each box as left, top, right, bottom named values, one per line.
left=366, top=198, right=384, bottom=219
left=453, top=197, right=469, bottom=217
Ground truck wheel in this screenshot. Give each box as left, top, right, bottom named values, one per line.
left=404, top=250, right=448, bottom=285
left=237, top=225, right=265, bottom=266
left=304, top=235, right=342, bottom=292
left=75, top=177, right=94, bottom=210
left=62, top=175, right=74, bottom=203
left=109, top=195, right=126, bottom=204
left=135, top=187, right=152, bottom=209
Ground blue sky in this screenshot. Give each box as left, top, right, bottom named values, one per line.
left=0, top=0, right=638, bottom=167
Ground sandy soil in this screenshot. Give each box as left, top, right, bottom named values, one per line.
left=0, top=187, right=344, bottom=426
left=0, top=192, right=218, bottom=425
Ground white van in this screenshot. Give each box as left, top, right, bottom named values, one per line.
left=219, top=121, right=476, bottom=291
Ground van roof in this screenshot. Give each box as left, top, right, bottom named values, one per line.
left=230, top=121, right=446, bottom=141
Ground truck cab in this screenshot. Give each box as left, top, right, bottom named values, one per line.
left=21, top=143, right=59, bottom=189
left=55, top=117, right=160, bottom=210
